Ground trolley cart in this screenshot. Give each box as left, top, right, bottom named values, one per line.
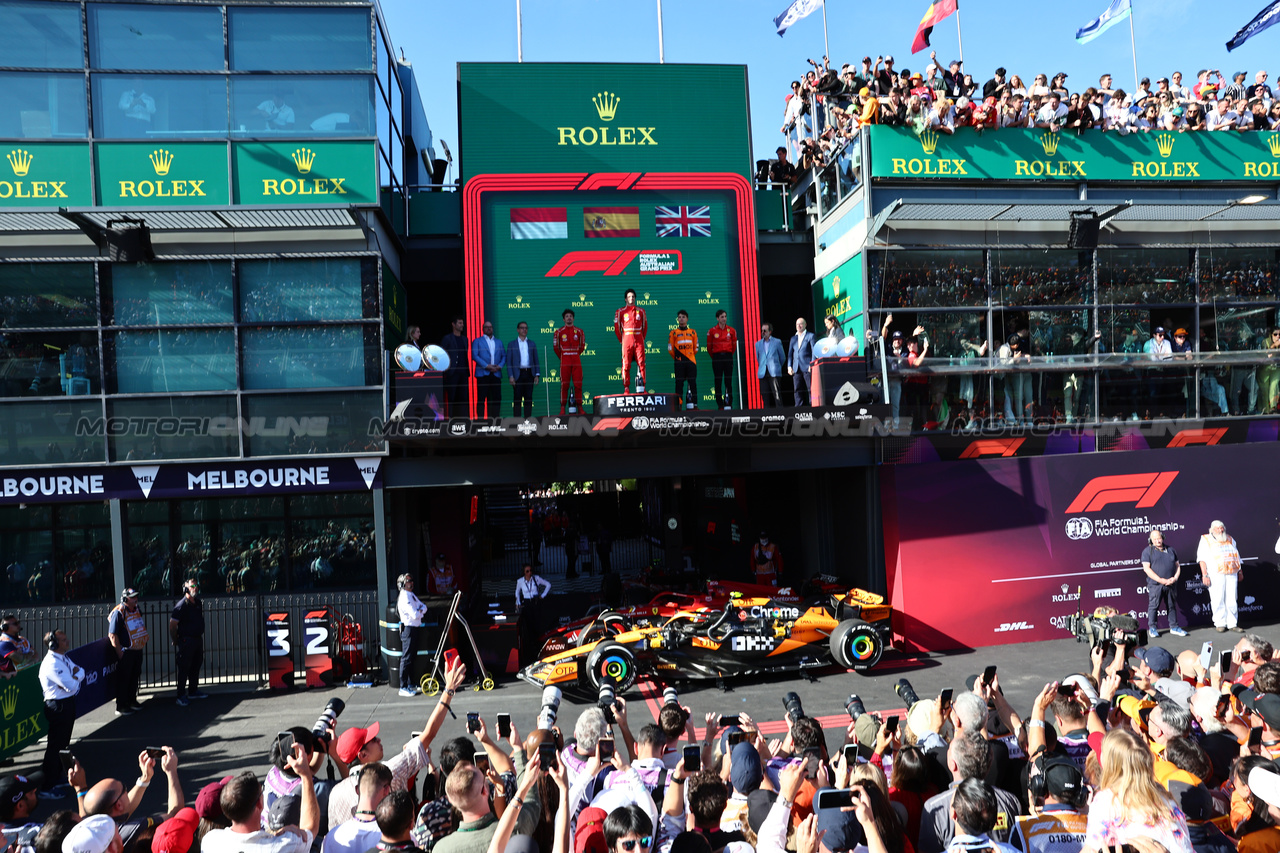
left=421, top=591, right=495, bottom=695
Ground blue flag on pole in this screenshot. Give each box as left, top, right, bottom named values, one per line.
left=774, top=0, right=823, bottom=36
left=1227, top=0, right=1280, bottom=51
left=1076, top=0, right=1131, bottom=43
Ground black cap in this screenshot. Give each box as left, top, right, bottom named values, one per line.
left=0, top=775, right=37, bottom=819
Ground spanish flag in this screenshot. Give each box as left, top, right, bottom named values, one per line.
left=583, top=207, right=640, bottom=238
left=912, top=0, right=958, bottom=54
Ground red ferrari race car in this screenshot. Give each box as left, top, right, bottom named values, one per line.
left=533, top=576, right=851, bottom=660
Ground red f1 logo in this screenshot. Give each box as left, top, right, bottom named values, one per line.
left=1064, top=472, right=1179, bottom=513
left=1167, top=428, right=1228, bottom=448
left=592, top=417, right=632, bottom=431
left=958, top=438, right=1025, bottom=459
left=545, top=251, right=639, bottom=277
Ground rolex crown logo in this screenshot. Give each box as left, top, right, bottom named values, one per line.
left=579, top=294, right=586, bottom=301
left=515, top=295, right=522, bottom=302
left=1155, top=132, right=1175, bottom=158
left=592, top=91, right=620, bottom=122
left=149, top=149, right=174, bottom=176
left=919, top=129, right=939, bottom=155
left=291, top=147, right=316, bottom=174
left=1061, top=583, right=1069, bottom=594
left=705, top=291, right=712, bottom=299
left=1268, top=135, right=1280, bottom=158
left=643, top=293, right=650, bottom=300
left=7, top=148, right=32, bottom=177
left=832, top=276, right=841, bottom=296
left=1039, top=132, right=1059, bottom=157
left=1, top=684, right=17, bottom=721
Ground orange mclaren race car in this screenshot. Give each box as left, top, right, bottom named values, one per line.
left=518, top=586, right=894, bottom=693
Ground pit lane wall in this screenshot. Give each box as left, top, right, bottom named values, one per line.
left=881, top=441, right=1280, bottom=651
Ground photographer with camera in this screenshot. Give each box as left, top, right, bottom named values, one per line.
left=329, top=656, right=467, bottom=829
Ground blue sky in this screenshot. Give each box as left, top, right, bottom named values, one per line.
left=378, top=0, right=1280, bottom=170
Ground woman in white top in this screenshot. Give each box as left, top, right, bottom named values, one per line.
left=1027, top=74, right=1050, bottom=99
left=1008, top=75, right=1027, bottom=98
left=1083, top=728, right=1193, bottom=853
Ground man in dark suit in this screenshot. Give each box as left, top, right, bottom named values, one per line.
left=440, top=316, right=470, bottom=417
left=470, top=320, right=505, bottom=418
left=505, top=321, right=540, bottom=418
left=787, top=318, right=816, bottom=407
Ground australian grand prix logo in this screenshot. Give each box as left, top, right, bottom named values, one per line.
left=557, top=91, right=657, bottom=147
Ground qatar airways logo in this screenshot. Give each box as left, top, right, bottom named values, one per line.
left=1063, top=472, right=1179, bottom=513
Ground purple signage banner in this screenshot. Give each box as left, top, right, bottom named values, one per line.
left=883, top=442, right=1280, bottom=651
left=69, top=638, right=118, bottom=716
left=0, top=457, right=383, bottom=506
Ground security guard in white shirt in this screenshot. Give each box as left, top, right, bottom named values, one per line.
left=395, top=575, right=428, bottom=698
left=37, top=629, right=83, bottom=796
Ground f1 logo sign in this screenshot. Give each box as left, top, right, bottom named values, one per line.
left=546, top=251, right=639, bottom=277
left=1064, top=472, right=1179, bottom=513
left=592, top=417, right=632, bottom=431
left=1167, top=428, right=1228, bottom=447
left=958, top=438, right=1025, bottom=459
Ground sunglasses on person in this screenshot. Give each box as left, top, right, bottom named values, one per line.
left=618, top=839, right=652, bottom=852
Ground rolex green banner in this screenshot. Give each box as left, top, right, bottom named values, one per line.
left=0, top=143, right=92, bottom=207
left=870, top=125, right=1280, bottom=182
left=0, top=665, right=44, bottom=760
left=233, top=141, right=378, bottom=205
left=459, top=63, right=753, bottom=181
left=95, top=142, right=230, bottom=206
left=812, top=254, right=863, bottom=344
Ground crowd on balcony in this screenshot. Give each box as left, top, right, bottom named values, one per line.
left=779, top=52, right=1280, bottom=165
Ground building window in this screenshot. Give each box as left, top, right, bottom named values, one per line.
left=106, top=260, right=234, bottom=326
left=0, top=2, right=84, bottom=69
left=0, top=331, right=101, bottom=398
left=0, top=263, right=96, bottom=328
left=88, top=3, right=224, bottom=71
left=991, top=249, right=1091, bottom=306
left=1199, top=248, right=1279, bottom=303
left=230, top=75, right=374, bottom=137
left=107, top=329, right=236, bottom=394
left=242, top=390, right=382, bottom=457
left=0, top=399, right=104, bottom=464
left=1099, top=247, right=1195, bottom=305
left=870, top=250, right=988, bottom=309
left=107, top=394, right=239, bottom=462
left=0, top=72, right=87, bottom=138
left=228, top=7, right=373, bottom=72
left=241, top=326, right=378, bottom=390
left=0, top=502, right=112, bottom=604
left=238, top=258, right=371, bottom=322
left=91, top=74, right=228, bottom=139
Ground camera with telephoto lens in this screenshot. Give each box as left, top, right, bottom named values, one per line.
left=1065, top=610, right=1145, bottom=648
left=895, top=679, right=920, bottom=708
left=311, top=698, right=345, bottom=744
left=783, top=691, right=806, bottom=723
left=845, top=694, right=866, bottom=721
left=662, top=686, right=689, bottom=722
left=538, top=686, right=562, bottom=731
left=598, top=683, right=616, bottom=725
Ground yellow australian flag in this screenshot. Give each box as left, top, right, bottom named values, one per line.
left=583, top=207, right=640, bottom=238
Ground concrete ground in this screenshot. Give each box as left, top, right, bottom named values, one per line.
left=11, top=618, right=1273, bottom=823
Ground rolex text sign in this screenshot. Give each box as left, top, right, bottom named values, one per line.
left=95, top=142, right=230, bottom=206
left=234, top=141, right=378, bottom=205
left=869, top=125, right=1280, bottom=182
left=0, top=143, right=92, bottom=207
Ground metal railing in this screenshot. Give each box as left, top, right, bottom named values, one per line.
left=7, top=590, right=381, bottom=692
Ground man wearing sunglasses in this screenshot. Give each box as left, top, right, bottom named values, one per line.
left=605, top=804, right=654, bottom=853
left=0, top=615, right=35, bottom=669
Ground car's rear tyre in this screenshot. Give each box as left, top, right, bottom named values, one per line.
left=829, top=619, right=884, bottom=672
left=576, top=612, right=629, bottom=647
left=585, top=641, right=639, bottom=692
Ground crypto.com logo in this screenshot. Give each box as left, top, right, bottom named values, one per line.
left=1063, top=472, right=1179, bottom=513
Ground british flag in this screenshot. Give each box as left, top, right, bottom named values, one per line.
left=654, top=205, right=711, bottom=237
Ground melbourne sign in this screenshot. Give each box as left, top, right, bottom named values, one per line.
left=870, top=125, right=1280, bottom=182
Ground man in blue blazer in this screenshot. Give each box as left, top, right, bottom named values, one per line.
left=787, top=317, right=816, bottom=407
left=505, top=320, right=540, bottom=418
left=470, top=320, right=505, bottom=418
left=754, top=323, right=785, bottom=409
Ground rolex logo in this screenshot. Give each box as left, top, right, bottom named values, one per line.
left=1, top=684, right=17, bottom=720
left=705, top=291, right=712, bottom=299
left=919, top=129, right=939, bottom=155
left=1061, top=583, right=1069, bottom=594
left=149, top=149, right=174, bottom=176
left=592, top=91, right=620, bottom=121
left=579, top=294, right=586, bottom=301
left=1155, top=132, right=1175, bottom=158
left=1039, top=132, right=1059, bottom=157
left=7, top=148, right=32, bottom=177
left=832, top=276, right=840, bottom=296
left=516, top=295, right=522, bottom=302
left=1268, top=135, right=1280, bottom=158
left=291, top=147, right=316, bottom=174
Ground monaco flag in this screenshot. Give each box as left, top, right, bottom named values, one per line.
left=510, top=207, right=567, bottom=239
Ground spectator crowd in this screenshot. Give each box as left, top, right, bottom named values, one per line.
left=9, top=628, right=1280, bottom=853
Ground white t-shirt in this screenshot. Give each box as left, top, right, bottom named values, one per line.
left=202, top=828, right=314, bottom=853
left=1036, top=104, right=1067, bottom=124
left=321, top=818, right=380, bottom=853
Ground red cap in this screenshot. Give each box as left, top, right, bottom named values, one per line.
left=336, top=722, right=380, bottom=764
left=152, top=808, right=199, bottom=853
left=575, top=807, right=609, bottom=853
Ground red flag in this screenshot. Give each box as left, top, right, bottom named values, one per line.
left=912, top=0, right=958, bottom=53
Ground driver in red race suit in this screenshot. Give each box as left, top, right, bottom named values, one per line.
left=615, top=288, right=648, bottom=393
left=553, top=308, right=585, bottom=414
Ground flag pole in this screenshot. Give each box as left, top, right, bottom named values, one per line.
left=516, top=0, right=523, bottom=62
left=955, top=5, right=964, bottom=66
left=657, top=0, right=665, bottom=63
left=821, top=0, right=829, bottom=63
left=1128, top=2, right=1139, bottom=92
